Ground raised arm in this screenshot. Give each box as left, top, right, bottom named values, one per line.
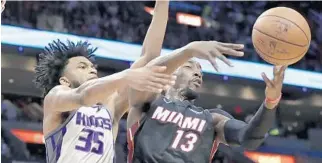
left=131, top=0, right=169, bottom=68
left=212, top=66, right=286, bottom=150
left=112, top=0, right=170, bottom=121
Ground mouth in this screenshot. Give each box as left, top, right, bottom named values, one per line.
left=88, top=74, right=98, bottom=80
left=191, top=78, right=202, bottom=88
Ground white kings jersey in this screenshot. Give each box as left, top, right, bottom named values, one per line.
left=44, top=105, right=115, bottom=163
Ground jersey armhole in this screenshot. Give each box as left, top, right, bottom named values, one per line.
left=127, top=120, right=140, bottom=163
left=209, top=137, right=220, bottom=163
left=44, top=110, right=77, bottom=140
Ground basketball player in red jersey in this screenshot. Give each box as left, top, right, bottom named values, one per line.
left=127, top=40, right=286, bottom=163
left=34, top=1, right=172, bottom=162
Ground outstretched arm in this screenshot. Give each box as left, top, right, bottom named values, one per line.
left=44, top=69, right=136, bottom=112
left=213, top=66, right=286, bottom=150
left=45, top=66, right=173, bottom=113
left=113, top=0, right=170, bottom=121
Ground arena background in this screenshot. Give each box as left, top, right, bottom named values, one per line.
left=1, top=1, right=322, bottom=163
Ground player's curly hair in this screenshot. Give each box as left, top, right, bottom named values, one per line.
left=34, top=39, right=97, bottom=96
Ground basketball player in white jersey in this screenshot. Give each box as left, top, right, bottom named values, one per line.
left=34, top=1, right=171, bottom=163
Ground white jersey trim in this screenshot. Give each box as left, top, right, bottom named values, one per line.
left=44, top=110, right=77, bottom=140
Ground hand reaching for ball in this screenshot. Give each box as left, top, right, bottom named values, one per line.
left=262, top=65, right=287, bottom=109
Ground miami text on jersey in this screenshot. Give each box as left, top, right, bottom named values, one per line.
left=151, top=106, right=206, bottom=133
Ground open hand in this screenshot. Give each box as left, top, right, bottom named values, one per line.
left=127, top=66, right=176, bottom=93
left=184, top=41, right=244, bottom=71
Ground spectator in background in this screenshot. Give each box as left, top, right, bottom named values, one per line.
left=1, top=1, right=321, bottom=71
left=1, top=124, right=30, bottom=160
left=1, top=95, right=19, bottom=121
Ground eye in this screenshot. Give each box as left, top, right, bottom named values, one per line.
left=78, top=65, right=86, bottom=69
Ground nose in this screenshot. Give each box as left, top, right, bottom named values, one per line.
left=90, top=67, right=97, bottom=75
left=193, top=72, right=201, bottom=79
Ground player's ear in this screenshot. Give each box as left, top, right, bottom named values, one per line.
left=59, top=76, right=71, bottom=87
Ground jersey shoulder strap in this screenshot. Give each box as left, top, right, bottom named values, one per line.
left=208, top=108, right=234, bottom=119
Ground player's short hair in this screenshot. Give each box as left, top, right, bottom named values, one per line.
left=174, top=59, right=199, bottom=74
left=34, top=39, right=97, bottom=96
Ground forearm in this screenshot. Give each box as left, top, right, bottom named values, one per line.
left=224, top=102, right=277, bottom=150
left=146, top=47, right=193, bottom=74
left=114, top=2, right=169, bottom=117
left=141, top=1, right=169, bottom=59
left=131, top=1, right=169, bottom=69
left=78, top=70, right=131, bottom=106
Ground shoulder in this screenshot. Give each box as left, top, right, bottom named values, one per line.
left=45, top=85, right=72, bottom=98
left=208, top=108, right=234, bottom=119
left=44, top=85, right=71, bottom=108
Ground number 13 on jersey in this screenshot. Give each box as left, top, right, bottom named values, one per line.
left=171, top=130, right=198, bottom=152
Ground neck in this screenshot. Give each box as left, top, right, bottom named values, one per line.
left=166, top=88, right=195, bottom=103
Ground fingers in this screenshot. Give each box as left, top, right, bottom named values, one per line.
left=149, top=75, right=175, bottom=86
left=209, top=57, right=219, bottom=72
left=278, top=66, right=287, bottom=75
left=150, top=66, right=167, bottom=73
left=261, top=72, right=274, bottom=88
left=139, top=66, right=176, bottom=93
left=153, top=73, right=175, bottom=80
left=217, top=42, right=244, bottom=50
left=273, top=65, right=287, bottom=83
left=210, top=50, right=233, bottom=68
left=147, top=81, right=165, bottom=92
left=216, top=45, right=244, bottom=57
left=143, top=85, right=163, bottom=93
left=217, top=54, right=233, bottom=67
left=148, top=72, right=176, bottom=90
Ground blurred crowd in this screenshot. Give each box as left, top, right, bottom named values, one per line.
left=1, top=1, right=322, bottom=72
left=1, top=95, right=43, bottom=122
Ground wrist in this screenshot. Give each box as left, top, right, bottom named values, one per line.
left=183, top=44, right=196, bottom=58
left=121, top=69, right=132, bottom=84
left=264, top=94, right=282, bottom=109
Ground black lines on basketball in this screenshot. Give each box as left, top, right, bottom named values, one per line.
left=258, top=15, right=310, bottom=43
left=253, top=28, right=307, bottom=47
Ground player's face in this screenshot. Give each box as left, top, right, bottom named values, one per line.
left=175, top=60, right=203, bottom=92
left=60, top=56, right=98, bottom=88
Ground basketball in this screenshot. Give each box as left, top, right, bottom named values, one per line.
left=252, top=7, right=311, bottom=65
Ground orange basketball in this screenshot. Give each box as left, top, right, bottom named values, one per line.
left=252, top=7, right=311, bottom=65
